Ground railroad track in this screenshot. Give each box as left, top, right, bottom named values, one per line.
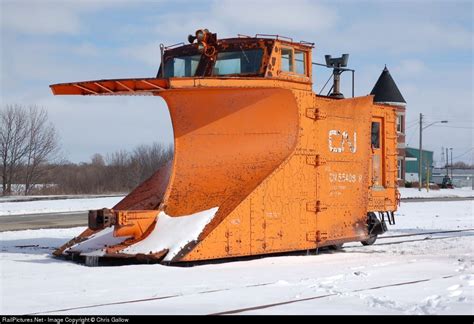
left=210, top=274, right=460, bottom=315
left=24, top=228, right=473, bottom=315
left=380, top=228, right=474, bottom=239
left=28, top=272, right=466, bottom=315
left=27, top=273, right=464, bottom=315
left=354, top=228, right=474, bottom=247
left=27, top=281, right=276, bottom=315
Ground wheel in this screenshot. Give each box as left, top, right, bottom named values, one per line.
left=361, top=235, right=377, bottom=246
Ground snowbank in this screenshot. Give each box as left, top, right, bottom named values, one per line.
left=0, top=196, right=125, bottom=216
left=0, top=194, right=124, bottom=203
left=1, top=187, right=472, bottom=217
left=399, top=187, right=474, bottom=199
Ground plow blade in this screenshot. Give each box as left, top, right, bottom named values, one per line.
left=53, top=83, right=300, bottom=263
left=50, top=78, right=169, bottom=96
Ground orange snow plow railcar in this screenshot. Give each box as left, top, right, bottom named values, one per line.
left=51, top=30, right=399, bottom=264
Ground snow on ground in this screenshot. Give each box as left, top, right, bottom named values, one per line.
left=0, top=194, right=124, bottom=203
left=0, top=187, right=471, bottom=217
left=399, top=187, right=474, bottom=199
left=0, top=200, right=473, bottom=315
left=0, top=196, right=125, bottom=216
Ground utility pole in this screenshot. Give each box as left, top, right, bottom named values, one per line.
left=418, top=116, right=447, bottom=191
left=418, top=113, right=423, bottom=191
left=441, top=147, right=444, bottom=168
left=426, top=160, right=430, bottom=192
left=450, top=148, right=453, bottom=180
left=446, top=147, right=449, bottom=177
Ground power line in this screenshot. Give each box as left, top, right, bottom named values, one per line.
left=405, top=126, right=418, bottom=147
left=452, top=147, right=474, bottom=160
left=422, top=117, right=473, bottom=124
left=405, top=123, right=418, bottom=130
left=441, top=121, right=474, bottom=124
left=432, top=125, right=474, bottom=129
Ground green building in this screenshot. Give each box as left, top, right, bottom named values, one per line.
left=405, top=147, right=434, bottom=184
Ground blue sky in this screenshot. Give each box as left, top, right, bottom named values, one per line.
left=1, top=0, right=472, bottom=164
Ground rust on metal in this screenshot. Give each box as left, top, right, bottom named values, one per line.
left=50, top=78, right=169, bottom=95
left=51, top=29, right=399, bottom=263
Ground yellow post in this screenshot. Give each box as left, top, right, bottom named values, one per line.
left=426, top=162, right=430, bottom=192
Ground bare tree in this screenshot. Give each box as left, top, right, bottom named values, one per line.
left=0, top=105, right=29, bottom=195
left=48, top=143, right=173, bottom=194
left=0, top=105, right=60, bottom=195
left=130, top=143, right=173, bottom=184
left=91, top=153, right=105, bottom=167
left=452, top=161, right=473, bottom=169
left=106, top=150, right=133, bottom=191
left=23, top=106, right=60, bottom=194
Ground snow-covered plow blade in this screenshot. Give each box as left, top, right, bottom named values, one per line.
left=51, top=82, right=300, bottom=263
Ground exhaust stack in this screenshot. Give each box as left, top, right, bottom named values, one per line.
left=325, top=54, right=349, bottom=99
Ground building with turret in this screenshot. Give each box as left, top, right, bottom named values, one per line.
left=370, top=66, right=406, bottom=186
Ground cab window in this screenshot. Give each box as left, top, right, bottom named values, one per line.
left=213, top=49, right=263, bottom=75
left=164, top=54, right=201, bottom=77
left=295, top=50, right=306, bottom=74
left=281, top=48, right=293, bottom=72
left=281, top=47, right=307, bottom=75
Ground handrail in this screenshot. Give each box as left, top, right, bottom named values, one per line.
left=255, top=34, right=293, bottom=42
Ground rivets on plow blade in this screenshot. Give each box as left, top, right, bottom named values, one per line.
left=306, top=108, right=327, bottom=120
left=306, top=155, right=326, bottom=166
left=306, top=231, right=328, bottom=243
left=306, top=201, right=327, bottom=213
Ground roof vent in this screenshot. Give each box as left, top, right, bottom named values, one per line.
left=325, top=54, right=349, bottom=99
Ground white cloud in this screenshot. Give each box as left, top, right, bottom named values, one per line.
left=73, top=42, right=100, bottom=57
left=329, top=20, right=472, bottom=54
left=1, top=39, right=111, bottom=86
left=119, top=1, right=337, bottom=66
left=119, top=11, right=231, bottom=67
left=212, top=0, right=337, bottom=34
left=0, top=37, right=149, bottom=107
left=1, top=1, right=82, bottom=35
left=0, top=0, right=137, bottom=35
left=120, top=42, right=164, bottom=67
left=394, top=59, right=426, bottom=77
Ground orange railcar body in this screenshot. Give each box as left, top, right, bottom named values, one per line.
left=51, top=32, right=399, bottom=263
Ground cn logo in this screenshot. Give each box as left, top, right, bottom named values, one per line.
left=328, top=130, right=357, bottom=153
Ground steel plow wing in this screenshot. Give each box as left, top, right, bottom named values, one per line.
left=51, top=83, right=299, bottom=263
left=50, top=78, right=169, bottom=96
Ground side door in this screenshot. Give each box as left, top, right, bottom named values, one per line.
left=370, top=117, right=385, bottom=189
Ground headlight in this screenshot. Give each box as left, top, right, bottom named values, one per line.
left=196, top=30, right=205, bottom=42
